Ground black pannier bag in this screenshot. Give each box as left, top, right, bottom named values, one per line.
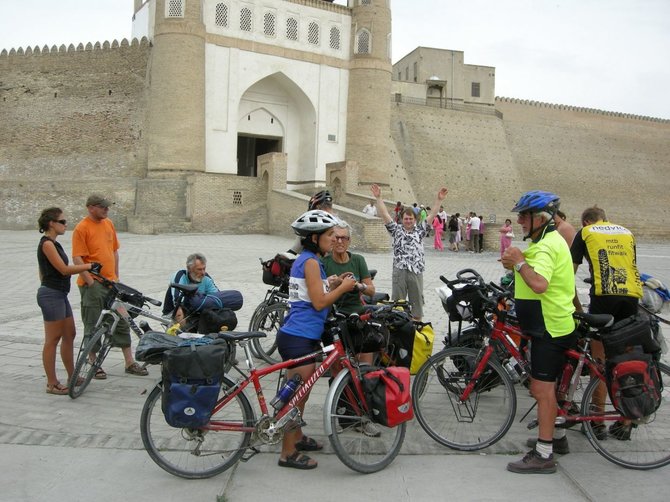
left=262, top=253, right=295, bottom=293
left=341, top=314, right=390, bottom=354
left=161, top=342, right=228, bottom=428
left=601, top=314, right=661, bottom=359
left=135, top=332, right=179, bottom=365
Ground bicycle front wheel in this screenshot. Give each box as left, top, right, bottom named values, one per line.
left=250, top=302, right=288, bottom=364
left=140, top=376, right=255, bottom=479
left=326, top=369, right=406, bottom=473
left=68, top=327, right=110, bottom=399
left=412, top=347, right=516, bottom=451
left=582, top=361, right=670, bottom=470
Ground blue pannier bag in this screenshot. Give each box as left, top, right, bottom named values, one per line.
left=161, top=342, right=227, bottom=428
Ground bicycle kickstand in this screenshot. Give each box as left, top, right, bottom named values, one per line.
left=240, top=446, right=261, bottom=462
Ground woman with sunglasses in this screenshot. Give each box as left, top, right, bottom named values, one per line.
left=37, top=208, right=97, bottom=395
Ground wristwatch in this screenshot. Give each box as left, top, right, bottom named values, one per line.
left=514, top=261, right=526, bottom=272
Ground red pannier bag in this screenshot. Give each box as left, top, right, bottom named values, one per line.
left=362, top=366, right=414, bottom=427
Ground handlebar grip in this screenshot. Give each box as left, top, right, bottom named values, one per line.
left=439, top=275, right=450, bottom=285
left=488, top=281, right=507, bottom=293
left=146, top=297, right=162, bottom=307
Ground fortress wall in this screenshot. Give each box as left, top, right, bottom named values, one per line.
left=391, top=99, right=670, bottom=240
left=0, top=40, right=150, bottom=230
left=496, top=99, right=670, bottom=238
left=390, top=102, right=521, bottom=222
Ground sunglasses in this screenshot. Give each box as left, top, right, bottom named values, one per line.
left=54, top=219, right=67, bottom=225
left=334, top=236, right=350, bottom=241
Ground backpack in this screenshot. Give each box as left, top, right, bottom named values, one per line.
left=362, top=366, right=414, bottom=427
left=606, top=352, right=663, bottom=420
left=161, top=341, right=228, bottom=428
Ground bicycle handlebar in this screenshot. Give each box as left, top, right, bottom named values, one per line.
left=89, top=269, right=162, bottom=307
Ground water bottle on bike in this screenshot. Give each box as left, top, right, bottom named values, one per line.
left=270, top=374, right=302, bottom=410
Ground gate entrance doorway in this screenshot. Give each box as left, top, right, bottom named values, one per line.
left=237, top=135, right=282, bottom=177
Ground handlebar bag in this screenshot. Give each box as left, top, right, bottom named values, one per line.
left=161, top=342, right=227, bottom=428
left=362, top=366, right=413, bottom=427
left=606, top=351, right=663, bottom=420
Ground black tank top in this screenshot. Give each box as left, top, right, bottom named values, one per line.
left=37, top=236, right=71, bottom=293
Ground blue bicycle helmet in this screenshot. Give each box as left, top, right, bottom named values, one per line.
left=511, top=190, right=560, bottom=214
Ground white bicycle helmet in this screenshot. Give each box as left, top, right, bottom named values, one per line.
left=291, top=210, right=340, bottom=237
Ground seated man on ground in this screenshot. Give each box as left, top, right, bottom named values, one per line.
left=165, top=253, right=243, bottom=325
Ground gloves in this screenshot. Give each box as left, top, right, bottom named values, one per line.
left=89, top=262, right=102, bottom=275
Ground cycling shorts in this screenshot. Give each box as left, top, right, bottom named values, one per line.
left=530, top=330, right=578, bottom=382
left=277, top=330, right=321, bottom=368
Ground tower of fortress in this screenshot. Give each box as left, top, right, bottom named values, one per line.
left=1, top=0, right=669, bottom=248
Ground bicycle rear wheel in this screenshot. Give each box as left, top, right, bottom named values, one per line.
left=412, top=347, right=516, bottom=451
left=250, top=302, right=288, bottom=364
left=581, top=361, right=670, bottom=470
left=140, top=376, right=255, bottom=479
left=68, top=327, right=110, bottom=399
left=326, top=369, right=406, bottom=473
left=247, top=301, right=269, bottom=359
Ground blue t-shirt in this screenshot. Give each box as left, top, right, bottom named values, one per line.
left=281, top=250, right=329, bottom=340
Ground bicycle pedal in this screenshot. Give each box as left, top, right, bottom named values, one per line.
left=240, top=446, right=260, bottom=462
left=526, top=419, right=539, bottom=430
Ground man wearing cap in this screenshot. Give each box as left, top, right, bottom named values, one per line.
left=72, top=194, right=148, bottom=378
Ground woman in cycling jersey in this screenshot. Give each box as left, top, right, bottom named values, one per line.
left=276, top=210, right=357, bottom=470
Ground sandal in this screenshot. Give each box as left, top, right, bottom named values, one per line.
left=46, top=382, right=68, bottom=395
left=125, top=362, right=148, bottom=376
left=278, top=451, right=317, bottom=470
left=295, top=435, right=323, bottom=452
left=94, top=367, right=107, bottom=380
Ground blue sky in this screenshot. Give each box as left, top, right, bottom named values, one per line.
left=1, top=0, right=668, bottom=119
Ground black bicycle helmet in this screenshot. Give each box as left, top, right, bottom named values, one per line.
left=511, top=190, right=560, bottom=214
left=291, top=210, right=340, bottom=237
left=308, top=190, right=333, bottom=210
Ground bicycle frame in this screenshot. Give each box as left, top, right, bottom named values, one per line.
left=94, top=297, right=171, bottom=339
left=464, top=304, right=618, bottom=426
left=205, top=334, right=366, bottom=436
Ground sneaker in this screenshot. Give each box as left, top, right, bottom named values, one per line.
left=354, top=421, right=381, bottom=438
left=525, top=436, right=570, bottom=455
left=507, top=449, right=557, bottom=474
left=609, top=420, right=634, bottom=440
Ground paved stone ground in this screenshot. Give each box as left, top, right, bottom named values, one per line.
left=1, top=230, right=668, bottom=501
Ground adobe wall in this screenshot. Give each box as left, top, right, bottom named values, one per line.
left=390, top=102, right=520, bottom=221
left=0, top=39, right=150, bottom=230
left=391, top=99, right=670, bottom=240
left=496, top=98, right=670, bottom=238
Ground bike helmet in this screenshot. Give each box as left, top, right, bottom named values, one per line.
left=308, top=190, right=333, bottom=210
left=511, top=190, right=560, bottom=214
left=291, top=210, right=340, bottom=237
